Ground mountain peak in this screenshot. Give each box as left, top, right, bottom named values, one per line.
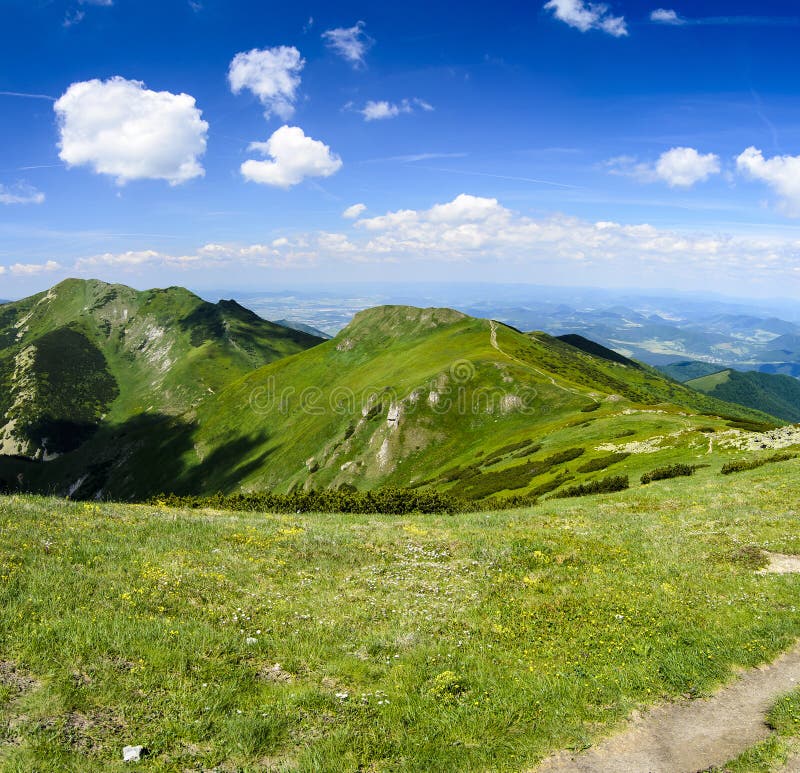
left=341, top=305, right=468, bottom=342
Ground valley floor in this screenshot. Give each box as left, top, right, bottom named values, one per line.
left=2, top=461, right=800, bottom=771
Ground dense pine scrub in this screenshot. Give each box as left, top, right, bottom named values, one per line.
left=550, top=474, right=630, bottom=498
left=721, top=452, right=797, bottom=475
left=640, top=463, right=699, bottom=485
left=152, top=487, right=466, bottom=515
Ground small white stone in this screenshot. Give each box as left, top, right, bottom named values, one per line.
left=123, top=745, right=144, bottom=762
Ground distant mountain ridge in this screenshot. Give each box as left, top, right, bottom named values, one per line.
left=274, top=319, right=333, bottom=339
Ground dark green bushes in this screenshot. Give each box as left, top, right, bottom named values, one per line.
left=551, top=475, right=629, bottom=499
left=577, top=452, right=630, bottom=474
left=641, top=464, right=697, bottom=485
left=459, top=448, right=584, bottom=499
left=721, top=452, right=796, bottom=475
left=151, top=487, right=466, bottom=515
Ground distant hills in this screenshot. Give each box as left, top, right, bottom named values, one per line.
left=684, top=368, right=800, bottom=423
left=657, top=359, right=800, bottom=423
left=230, top=287, right=800, bottom=376
left=274, top=319, right=333, bottom=339
left=0, top=281, right=781, bottom=502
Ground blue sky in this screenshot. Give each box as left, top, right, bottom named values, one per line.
left=2, top=0, right=800, bottom=298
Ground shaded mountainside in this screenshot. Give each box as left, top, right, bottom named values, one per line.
left=556, top=333, right=642, bottom=368
left=0, top=278, right=323, bottom=460
left=274, top=319, right=333, bottom=339
left=685, top=369, right=800, bottom=423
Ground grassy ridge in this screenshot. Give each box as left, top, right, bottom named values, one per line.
left=2, top=461, right=800, bottom=770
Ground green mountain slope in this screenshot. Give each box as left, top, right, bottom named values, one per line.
left=0, top=298, right=783, bottom=502
left=0, top=278, right=322, bottom=459
left=686, top=368, right=800, bottom=423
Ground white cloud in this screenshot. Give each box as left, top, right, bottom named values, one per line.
left=322, top=21, right=373, bottom=68
left=358, top=98, right=433, bottom=121
left=606, top=147, right=720, bottom=187
left=343, top=203, right=367, bottom=219
left=0, top=183, right=45, bottom=205
left=79, top=0, right=113, bottom=5
left=361, top=100, right=411, bottom=121
left=737, top=147, right=800, bottom=216
left=544, top=0, right=628, bottom=37
left=33, top=193, right=800, bottom=292
left=3, top=261, right=62, bottom=276
left=655, top=147, right=721, bottom=187
left=228, top=46, right=305, bottom=120
left=650, top=8, right=684, bottom=24
left=73, top=242, right=315, bottom=272
left=54, top=77, right=208, bottom=185
left=240, top=125, right=342, bottom=188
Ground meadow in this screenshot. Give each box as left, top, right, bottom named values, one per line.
left=2, top=457, right=800, bottom=771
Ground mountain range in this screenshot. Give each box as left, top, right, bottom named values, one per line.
left=0, top=279, right=784, bottom=502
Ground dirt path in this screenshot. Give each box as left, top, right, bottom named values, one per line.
left=489, top=321, right=599, bottom=403
left=780, top=751, right=800, bottom=772
left=536, top=642, right=800, bottom=773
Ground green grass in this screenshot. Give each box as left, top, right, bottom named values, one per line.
left=3, top=461, right=800, bottom=770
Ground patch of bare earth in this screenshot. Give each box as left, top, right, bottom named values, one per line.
left=0, top=661, right=39, bottom=697
left=536, top=644, right=800, bottom=773
left=759, top=553, right=800, bottom=575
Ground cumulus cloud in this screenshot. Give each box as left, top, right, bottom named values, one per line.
left=0, top=183, right=45, bottom=205
left=655, top=147, right=721, bottom=187
left=228, top=46, right=305, bottom=120
left=606, top=147, right=720, bottom=187
left=27, top=193, right=800, bottom=293
left=322, top=21, right=373, bottom=67
left=650, top=8, right=684, bottom=24
left=361, top=100, right=410, bottom=121
left=54, top=77, right=208, bottom=185
left=544, top=0, right=628, bottom=37
left=343, top=203, right=367, bottom=218
left=358, top=98, right=433, bottom=121
left=73, top=243, right=314, bottom=272
left=241, top=125, right=342, bottom=188
left=737, top=147, right=800, bottom=216
left=0, top=261, right=61, bottom=276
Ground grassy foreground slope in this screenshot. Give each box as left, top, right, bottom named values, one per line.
left=2, top=458, right=800, bottom=771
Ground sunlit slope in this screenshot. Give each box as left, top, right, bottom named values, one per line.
left=185, top=305, right=776, bottom=498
